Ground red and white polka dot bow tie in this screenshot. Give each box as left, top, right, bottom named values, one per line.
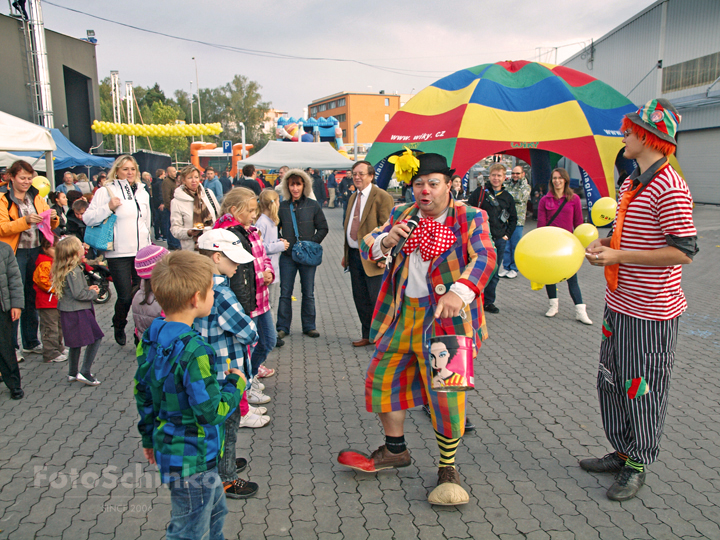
left=402, top=218, right=456, bottom=261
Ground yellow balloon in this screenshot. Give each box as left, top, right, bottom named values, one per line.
left=32, top=176, right=51, bottom=198
left=591, top=197, right=617, bottom=226
left=573, top=223, right=599, bottom=248
left=515, top=227, right=585, bottom=285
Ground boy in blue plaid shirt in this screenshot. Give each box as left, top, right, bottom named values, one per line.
left=195, top=229, right=261, bottom=499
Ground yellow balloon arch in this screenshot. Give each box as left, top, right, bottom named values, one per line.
left=92, top=120, right=222, bottom=138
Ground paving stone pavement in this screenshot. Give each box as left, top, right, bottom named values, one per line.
left=0, top=203, right=718, bottom=540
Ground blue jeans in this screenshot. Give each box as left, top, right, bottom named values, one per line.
left=218, top=408, right=241, bottom=482
left=167, top=468, right=227, bottom=540
left=277, top=255, right=317, bottom=334
left=251, top=310, right=277, bottom=378
left=483, top=238, right=506, bottom=306
left=502, top=225, right=523, bottom=272
left=13, top=247, right=40, bottom=350
left=546, top=273, right=583, bottom=305
left=161, top=208, right=181, bottom=249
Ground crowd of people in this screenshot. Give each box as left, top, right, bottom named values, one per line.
left=0, top=97, right=699, bottom=538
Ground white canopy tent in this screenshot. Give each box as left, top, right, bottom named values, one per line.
left=0, top=152, right=46, bottom=172
left=236, top=141, right=353, bottom=170
left=0, top=111, right=56, bottom=183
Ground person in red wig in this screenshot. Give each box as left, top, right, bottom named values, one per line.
left=581, top=99, right=698, bottom=501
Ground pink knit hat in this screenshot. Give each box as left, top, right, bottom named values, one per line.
left=135, top=245, right=169, bottom=279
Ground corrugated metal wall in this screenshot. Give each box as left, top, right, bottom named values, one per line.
left=664, top=0, right=720, bottom=67
left=563, top=3, right=664, bottom=104
left=676, top=129, right=720, bottom=204
left=562, top=0, right=720, bottom=204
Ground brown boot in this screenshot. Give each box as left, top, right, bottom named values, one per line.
left=427, top=466, right=469, bottom=505
left=337, top=445, right=411, bottom=472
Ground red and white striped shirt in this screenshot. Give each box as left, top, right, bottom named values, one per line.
left=605, top=164, right=696, bottom=321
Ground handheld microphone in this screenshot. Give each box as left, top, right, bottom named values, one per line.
left=391, top=215, right=421, bottom=257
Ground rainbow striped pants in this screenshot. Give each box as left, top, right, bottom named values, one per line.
left=365, top=296, right=466, bottom=438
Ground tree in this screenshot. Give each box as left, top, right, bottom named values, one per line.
left=145, top=101, right=188, bottom=158
left=95, top=75, right=272, bottom=160
left=174, top=89, right=192, bottom=125
left=140, top=83, right=166, bottom=109
left=220, top=75, right=272, bottom=151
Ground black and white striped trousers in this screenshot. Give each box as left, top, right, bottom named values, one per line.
left=596, top=305, right=678, bottom=465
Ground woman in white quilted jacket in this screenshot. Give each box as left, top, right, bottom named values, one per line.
left=169, top=165, right=220, bottom=252
left=83, top=154, right=151, bottom=346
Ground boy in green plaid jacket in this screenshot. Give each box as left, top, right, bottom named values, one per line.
left=134, top=251, right=245, bottom=540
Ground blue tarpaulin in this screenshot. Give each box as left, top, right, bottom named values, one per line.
left=17, top=129, right=113, bottom=169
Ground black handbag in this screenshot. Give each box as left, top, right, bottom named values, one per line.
left=290, top=203, right=322, bottom=266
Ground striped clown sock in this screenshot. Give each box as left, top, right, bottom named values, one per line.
left=436, top=431, right=460, bottom=468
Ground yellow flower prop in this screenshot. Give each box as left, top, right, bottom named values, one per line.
left=388, top=147, right=420, bottom=185
left=92, top=120, right=222, bottom=138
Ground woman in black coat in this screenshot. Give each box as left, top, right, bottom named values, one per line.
left=276, top=169, right=328, bottom=338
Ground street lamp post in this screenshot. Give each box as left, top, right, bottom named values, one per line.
left=353, top=121, right=362, bottom=161
left=238, top=122, right=246, bottom=159
left=192, top=56, right=203, bottom=141
left=189, top=81, right=195, bottom=143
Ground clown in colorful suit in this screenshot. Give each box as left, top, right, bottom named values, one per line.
left=582, top=98, right=698, bottom=501
left=337, top=153, right=496, bottom=506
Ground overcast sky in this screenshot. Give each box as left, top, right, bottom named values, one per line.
left=32, top=0, right=655, bottom=117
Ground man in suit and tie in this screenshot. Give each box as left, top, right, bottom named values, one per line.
left=341, top=161, right=395, bottom=347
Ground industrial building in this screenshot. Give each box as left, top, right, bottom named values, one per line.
left=562, top=0, right=720, bottom=204
left=0, top=11, right=101, bottom=153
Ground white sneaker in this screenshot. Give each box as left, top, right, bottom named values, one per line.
left=239, top=413, right=271, bottom=428
left=15, top=349, right=24, bottom=363
left=248, top=405, right=267, bottom=415
left=247, top=387, right=271, bottom=405
left=252, top=380, right=265, bottom=392
left=22, top=344, right=43, bottom=354
left=77, top=373, right=101, bottom=386
left=506, top=270, right=518, bottom=279
left=68, top=372, right=94, bottom=382
left=497, top=267, right=509, bottom=278
left=49, top=354, right=67, bottom=363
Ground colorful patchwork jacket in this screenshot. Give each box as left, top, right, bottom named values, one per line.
left=360, top=200, right=496, bottom=350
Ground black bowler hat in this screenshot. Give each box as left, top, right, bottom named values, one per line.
left=412, top=153, right=455, bottom=180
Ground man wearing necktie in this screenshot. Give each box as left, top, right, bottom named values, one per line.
left=582, top=99, right=698, bottom=501
left=337, top=153, right=496, bottom=505
left=341, top=161, right=394, bottom=347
